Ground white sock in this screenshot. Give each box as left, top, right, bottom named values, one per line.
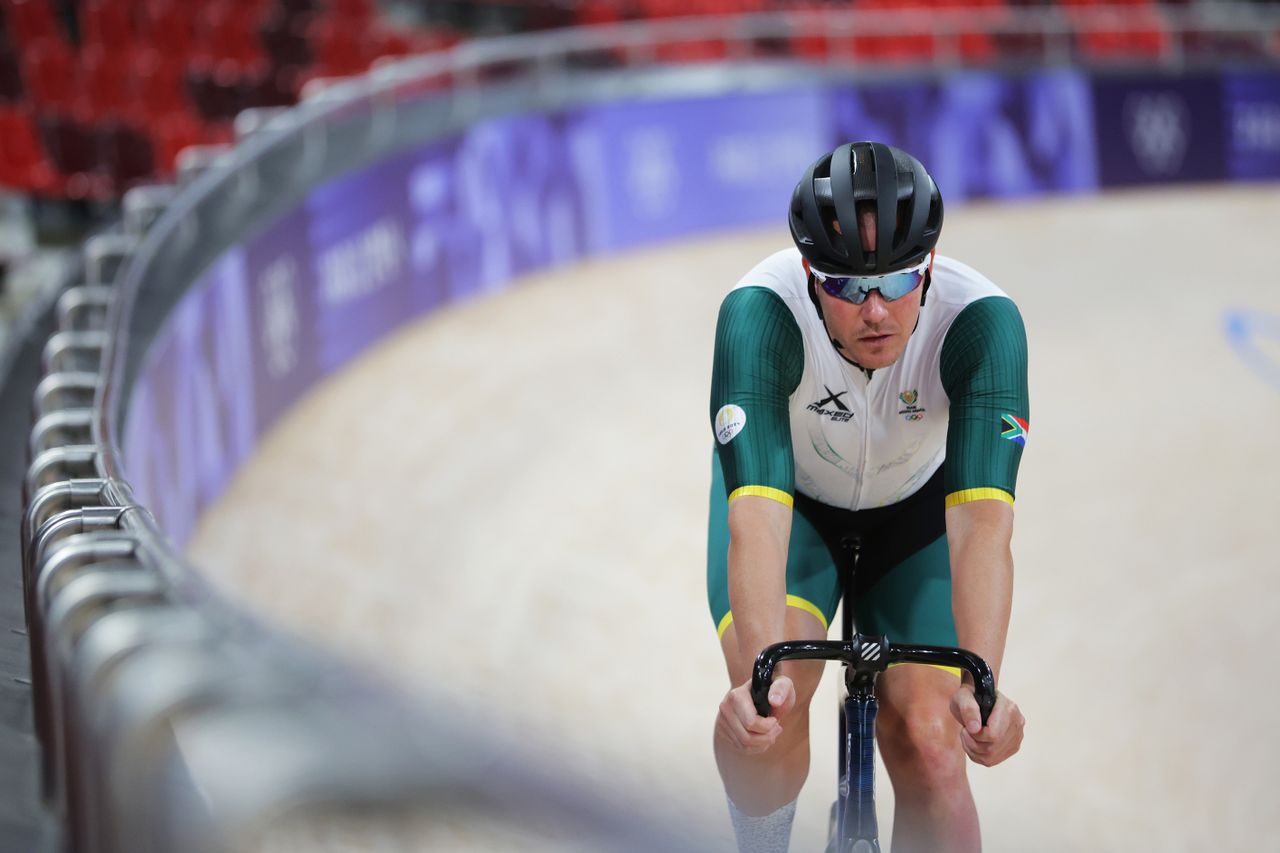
left=726, top=797, right=797, bottom=853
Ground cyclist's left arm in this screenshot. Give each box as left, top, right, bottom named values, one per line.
left=939, top=295, right=1029, bottom=766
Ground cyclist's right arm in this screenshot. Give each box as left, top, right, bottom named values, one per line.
left=710, top=287, right=804, bottom=749
left=725, top=495, right=791, bottom=677
left=718, top=495, right=795, bottom=751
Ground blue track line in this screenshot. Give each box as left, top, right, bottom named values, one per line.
left=1224, top=309, right=1280, bottom=393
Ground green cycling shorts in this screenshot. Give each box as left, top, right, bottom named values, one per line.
left=707, top=451, right=959, bottom=648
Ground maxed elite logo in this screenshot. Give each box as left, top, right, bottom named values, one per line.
left=808, top=386, right=854, bottom=423
left=898, top=389, right=925, bottom=422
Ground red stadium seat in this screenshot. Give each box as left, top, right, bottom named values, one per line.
left=258, top=8, right=314, bottom=68
left=238, top=59, right=292, bottom=108
left=98, top=120, right=155, bottom=193
left=637, top=0, right=686, bottom=19
left=6, top=0, right=61, bottom=45
left=0, top=47, right=23, bottom=102
left=329, top=0, right=375, bottom=22
left=80, top=44, right=135, bottom=122
left=578, top=0, right=623, bottom=27
left=0, top=106, right=62, bottom=194
left=186, top=60, right=252, bottom=122
left=140, top=0, right=198, bottom=61
left=372, top=26, right=459, bottom=59
left=152, top=113, right=204, bottom=175
left=654, top=38, right=729, bottom=63
left=1069, top=4, right=1169, bottom=62
left=196, top=1, right=267, bottom=68
left=20, top=38, right=80, bottom=114
left=39, top=112, right=110, bottom=199
left=933, top=0, right=1006, bottom=63
left=79, top=0, right=135, bottom=50
left=130, top=47, right=191, bottom=121
left=308, top=14, right=372, bottom=77
left=846, top=0, right=937, bottom=63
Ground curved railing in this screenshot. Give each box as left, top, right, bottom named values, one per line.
left=13, top=6, right=1280, bottom=851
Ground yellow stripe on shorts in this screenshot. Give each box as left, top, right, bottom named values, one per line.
left=888, top=662, right=963, bottom=679
left=944, top=488, right=1013, bottom=509
left=728, top=485, right=794, bottom=508
left=716, top=595, right=829, bottom=639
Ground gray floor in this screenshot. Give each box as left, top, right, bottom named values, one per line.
left=187, top=184, right=1280, bottom=852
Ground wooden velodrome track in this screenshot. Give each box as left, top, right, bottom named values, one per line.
left=188, top=185, right=1279, bottom=852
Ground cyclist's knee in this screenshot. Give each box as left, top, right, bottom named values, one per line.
left=879, top=706, right=963, bottom=781
left=876, top=673, right=966, bottom=789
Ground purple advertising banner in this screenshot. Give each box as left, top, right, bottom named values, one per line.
left=242, top=201, right=322, bottom=435
left=125, top=250, right=257, bottom=546
left=123, top=114, right=595, bottom=542
left=566, top=88, right=831, bottom=252
left=1223, top=70, right=1280, bottom=181
left=1092, top=73, right=1225, bottom=186
left=306, top=150, right=416, bottom=373
left=832, top=70, right=1099, bottom=203
left=404, top=114, right=588, bottom=308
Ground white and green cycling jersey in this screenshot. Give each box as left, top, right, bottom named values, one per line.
left=706, top=247, right=1030, bottom=642
left=710, top=247, right=1029, bottom=513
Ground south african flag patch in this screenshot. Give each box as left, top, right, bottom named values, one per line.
left=1000, top=414, right=1029, bottom=446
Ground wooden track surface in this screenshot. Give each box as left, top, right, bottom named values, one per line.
left=188, top=185, right=1280, bottom=852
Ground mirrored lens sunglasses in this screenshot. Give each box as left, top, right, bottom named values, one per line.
left=809, top=257, right=930, bottom=305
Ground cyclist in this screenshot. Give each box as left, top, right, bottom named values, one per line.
left=708, top=141, right=1027, bottom=853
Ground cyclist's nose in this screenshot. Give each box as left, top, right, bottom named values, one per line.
left=860, top=289, right=889, bottom=322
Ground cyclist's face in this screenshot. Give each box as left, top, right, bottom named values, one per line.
left=815, top=276, right=923, bottom=369
left=815, top=213, right=925, bottom=369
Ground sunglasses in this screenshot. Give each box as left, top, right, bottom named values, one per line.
left=809, top=256, right=930, bottom=305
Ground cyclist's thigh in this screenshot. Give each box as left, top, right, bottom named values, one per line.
left=854, top=534, right=958, bottom=648
left=706, top=451, right=842, bottom=643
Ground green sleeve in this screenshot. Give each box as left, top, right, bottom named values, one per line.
left=939, top=296, right=1030, bottom=506
left=709, top=287, right=804, bottom=501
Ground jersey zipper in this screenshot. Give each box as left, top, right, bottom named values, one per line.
left=850, top=368, right=871, bottom=510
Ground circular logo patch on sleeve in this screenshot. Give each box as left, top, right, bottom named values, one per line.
left=715, top=404, right=747, bottom=444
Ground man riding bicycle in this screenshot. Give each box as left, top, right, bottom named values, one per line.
left=708, top=141, right=1027, bottom=852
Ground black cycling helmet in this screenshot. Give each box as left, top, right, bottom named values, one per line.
left=789, top=141, right=943, bottom=277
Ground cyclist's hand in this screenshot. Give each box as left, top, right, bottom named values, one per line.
left=950, top=684, right=1024, bottom=767
left=716, top=676, right=796, bottom=755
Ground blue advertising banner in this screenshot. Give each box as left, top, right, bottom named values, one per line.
left=123, top=115, right=593, bottom=534
left=1223, top=70, right=1280, bottom=181
left=125, top=250, right=257, bottom=546
left=307, top=151, right=415, bottom=373
left=831, top=70, right=1099, bottom=203
left=405, top=115, right=587, bottom=308
left=1092, top=73, right=1225, bottom=186
left=566, top=88, right=830, bottom=252
left=242, top=201, right=321, bottom=435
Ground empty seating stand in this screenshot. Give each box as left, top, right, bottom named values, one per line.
left=0, top=0, right=459, bottom=199
left=1060, top=0, right=1170, bottom=63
